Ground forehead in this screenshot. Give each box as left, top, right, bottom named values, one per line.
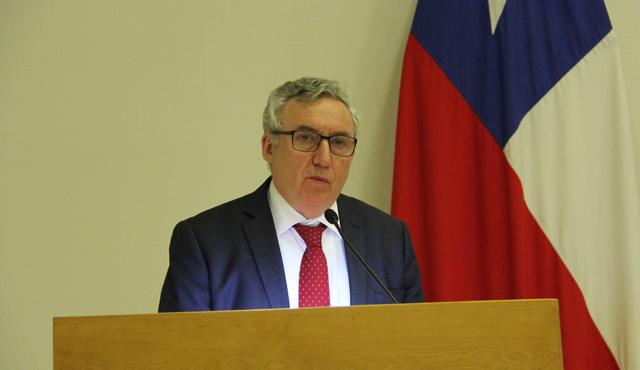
left=280, top=97, right=354, bottom=134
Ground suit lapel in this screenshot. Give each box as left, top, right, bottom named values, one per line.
left=242, top=179, right=290, bottom=308
left=338, top=196, right=368, bottom=305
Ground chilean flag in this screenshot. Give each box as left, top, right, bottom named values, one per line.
left=392, top=1, right=640, bottom=369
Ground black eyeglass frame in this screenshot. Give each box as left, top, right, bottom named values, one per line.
left=270, top=130, right=358, bottom=157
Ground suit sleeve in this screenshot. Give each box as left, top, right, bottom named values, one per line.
left=159, top=220, right=211, bottom=312
left=401, top=221, right=425, bottom=303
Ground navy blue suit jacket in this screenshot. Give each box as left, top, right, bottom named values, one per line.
left=159, top=178, right=423, bottom=312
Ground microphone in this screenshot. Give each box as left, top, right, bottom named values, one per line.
left=324, top=209, right=399, bottom=304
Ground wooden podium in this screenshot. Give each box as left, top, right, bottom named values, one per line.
left=53, top=299, right=563, bottom=369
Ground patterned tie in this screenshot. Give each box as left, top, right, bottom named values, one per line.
left=293, top=223, right=329, bottom=307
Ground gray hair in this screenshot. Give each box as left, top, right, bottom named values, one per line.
left=262, top=77, right=360, bottom=139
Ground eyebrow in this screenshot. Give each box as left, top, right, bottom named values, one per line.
left=295, top=124, right=353, bottom=137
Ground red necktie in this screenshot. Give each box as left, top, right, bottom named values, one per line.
left=293, top=223, right=329, bottom=307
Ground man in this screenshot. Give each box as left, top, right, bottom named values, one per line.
left=159, top=77, right=423, bottom=312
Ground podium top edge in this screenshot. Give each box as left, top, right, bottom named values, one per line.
left=52, top=298, right=558, bottom=321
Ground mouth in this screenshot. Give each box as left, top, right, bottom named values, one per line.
left=308, top=175, right=330, bottom=184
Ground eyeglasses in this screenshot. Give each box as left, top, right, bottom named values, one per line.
left=271, top=130, right=357, bottom=157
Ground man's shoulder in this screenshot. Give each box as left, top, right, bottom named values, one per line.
left=182, top=179, right=271, bottom=227
left=337, top=193, right=405, bottom=227
left=189, top=192, right=252, bottom=221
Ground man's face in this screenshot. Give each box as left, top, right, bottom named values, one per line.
left=261, top=97, right=355, bottom=218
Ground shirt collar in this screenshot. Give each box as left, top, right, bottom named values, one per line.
left=267, top=180, right=340, bottom=236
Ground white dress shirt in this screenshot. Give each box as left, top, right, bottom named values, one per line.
left=267, top=181, right=351, bottom=308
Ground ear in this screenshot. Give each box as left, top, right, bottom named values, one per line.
left=261, top=133, right=274, bottom=163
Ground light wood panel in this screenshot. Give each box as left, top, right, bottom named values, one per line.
left=53, top=299, right=563, bottom=369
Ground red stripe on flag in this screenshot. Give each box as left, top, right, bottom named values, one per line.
left=392, top=34, right=618, bottom=370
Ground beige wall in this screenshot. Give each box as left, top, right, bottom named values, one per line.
left=0, top=1, right=637, bottom=368
left=608, top=0, right=640, bottom=172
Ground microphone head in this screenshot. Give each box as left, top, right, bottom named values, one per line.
left=324, top=209, right=339, bottom=225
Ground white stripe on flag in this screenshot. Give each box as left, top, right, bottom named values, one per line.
left=504, top=31, right=640, bottom=370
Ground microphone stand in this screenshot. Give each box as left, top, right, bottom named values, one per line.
left=324, top=209, right=399, bottom=304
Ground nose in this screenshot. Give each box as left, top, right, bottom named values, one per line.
left=312, top=138, right=332, bottom=167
